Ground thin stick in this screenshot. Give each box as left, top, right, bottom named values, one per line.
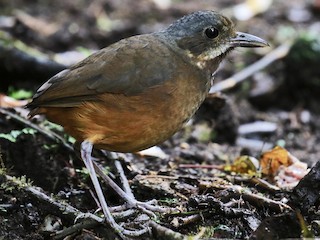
left=149, top=221, right=184, bottom=240
left=0, top=108, right=73, bottom=152
left=53, top=221, right=101, bottom=239
left=4, top=174, right=106, bottom=239
left=209, top=42, right=292, bottom=93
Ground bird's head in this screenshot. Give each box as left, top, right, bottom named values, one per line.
left=160, top=10, right=268, bottom=69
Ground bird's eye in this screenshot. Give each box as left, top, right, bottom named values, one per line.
left=205, top=27, right=219, bottom=39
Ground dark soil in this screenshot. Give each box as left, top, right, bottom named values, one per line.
left=1, top=0, right=320, bottom=239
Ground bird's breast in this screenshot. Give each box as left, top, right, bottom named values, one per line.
left=80, top=73, right=207, bottom=152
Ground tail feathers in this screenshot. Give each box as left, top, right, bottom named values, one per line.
left=27, top=106, right=46, bottom=118
left=25, top=100, right=45, bottom=118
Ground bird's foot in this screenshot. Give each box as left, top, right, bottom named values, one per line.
left=93, top=159, right=178, bottom=219
left=81, top=142, right=177, bottom=238
left=110, top=198, right=177, bottom=220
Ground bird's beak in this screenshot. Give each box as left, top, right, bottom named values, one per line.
left=229, top=32, right=269, bottom=48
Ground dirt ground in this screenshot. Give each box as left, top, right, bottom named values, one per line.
left=0, top=0, right=320, bottom=239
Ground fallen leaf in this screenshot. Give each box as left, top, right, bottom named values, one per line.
left=260, top=146, right=290, bottom=176
left=0, top=94, right=29, bottom=108
left=225, top=155, right=260, bottom=176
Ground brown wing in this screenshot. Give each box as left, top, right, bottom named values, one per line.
left=27, top=34, right=174, bottom=109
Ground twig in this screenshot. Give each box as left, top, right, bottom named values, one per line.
left=171, top=214, right=202, bottom=228
left=4, top=175, right=109, bottom=239
left=234, top=176, right=281, bottom=192
left=231, top=185, right=292, bottom=212
left=199, top=180, right=292, bottom=213
left=0, top=108, right=73, bottom=152
left=179, top=164, right=224, bottom=170
left=15, top=10, right=59, bottom=37
left=53, top=221, right=101, bottom=240
left=209, top=41, right=292, bottom=93
left=149, top=221, right=184, bottom=240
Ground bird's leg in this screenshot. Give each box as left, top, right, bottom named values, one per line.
left=114, top=160, right=135, bottom=199
left=80, top=141, right=149, bottom=238
left=93, top=160, right=173, bottom=217
left=113, top=159, right=162, bottom=216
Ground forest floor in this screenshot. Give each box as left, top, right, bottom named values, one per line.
left=0, top=0, right=320, bottom=239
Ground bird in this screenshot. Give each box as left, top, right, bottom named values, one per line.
left=27, top=10, right=268, bottom=237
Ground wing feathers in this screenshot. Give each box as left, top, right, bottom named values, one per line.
left=27, top=34, right=174, bottom=110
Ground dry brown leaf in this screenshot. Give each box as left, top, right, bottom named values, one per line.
left=0, top=94, right=29, bottom=108
left=260, top=146, right=290, bottom=176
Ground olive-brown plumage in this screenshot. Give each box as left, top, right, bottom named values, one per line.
left=26, top=10, right=268, bottom=236
left=27, top=11, right=267, bottom=152
left=29, top=34, right=214, bottom=152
